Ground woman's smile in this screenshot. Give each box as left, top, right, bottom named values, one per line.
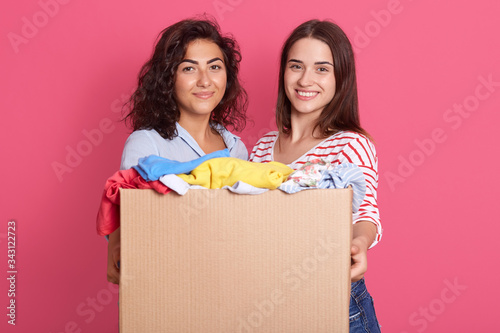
left=295, top=89, right=319, bottom=100
left=193, top=91, right=216, bottom=99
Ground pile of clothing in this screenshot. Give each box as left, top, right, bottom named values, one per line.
left=96, top=149, right=365, bottom=236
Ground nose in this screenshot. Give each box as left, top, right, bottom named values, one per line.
left=196, top=69, right=212, bottom=88
left=297, top=68, right=313, bottom=87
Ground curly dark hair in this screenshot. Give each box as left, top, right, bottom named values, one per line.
left=124, top=17, right=247, bottom=139
left=276, top=19, right=371, bottom=140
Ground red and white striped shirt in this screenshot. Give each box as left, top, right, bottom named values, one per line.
left=249, top=131, right=382, bottom=248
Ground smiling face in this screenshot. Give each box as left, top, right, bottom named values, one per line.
left=284, top=37, right=336, bottom=118
left=174, top=39, right=227, bottom=120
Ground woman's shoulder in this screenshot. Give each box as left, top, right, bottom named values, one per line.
left=327, top=131, right=378, bottom=167
left=124, top=128, right=173, bottom=148
left=326, top=130, right=370, bottom=142
left=216, top=126, right=248, bottom=160
left=121, top=129, right=165, bottom=170
left=248, top=131, right=278, bottom=162
left=254, top=131, right=279, bottom=145
left=325, top=131, right=375, bottom=150
left=126, top=128, right=161, bottom=140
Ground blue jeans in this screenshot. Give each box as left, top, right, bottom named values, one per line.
left=349, top=278, right=381, bottom=332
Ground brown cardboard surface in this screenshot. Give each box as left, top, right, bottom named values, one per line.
left=120, top=188, right=352, bottom=333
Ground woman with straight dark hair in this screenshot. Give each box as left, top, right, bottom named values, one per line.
left=250, top=19, right=382, bottom=332
left=107, top=17, right=248, bottom=285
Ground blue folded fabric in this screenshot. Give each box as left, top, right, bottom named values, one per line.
left=133, top=149, right=231, bottom=181
left=279, top=163, right=366, bottom=213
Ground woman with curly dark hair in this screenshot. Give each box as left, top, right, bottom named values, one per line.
left=120, top=17, right=248, bottom=169
left=107, top=17, right=248, bottom=284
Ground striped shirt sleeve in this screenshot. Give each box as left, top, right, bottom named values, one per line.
left=336, top=134, right=382, bottom=248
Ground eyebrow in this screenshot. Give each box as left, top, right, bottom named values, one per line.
left=288, top=59, right=334, bottom=66
left=180, top=57, right=224, bottom=65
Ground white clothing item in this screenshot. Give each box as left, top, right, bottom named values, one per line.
left=159, top=174, right=268, bottom=196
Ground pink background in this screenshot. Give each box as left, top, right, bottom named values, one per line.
left=1, top=0, right=499, bottom=332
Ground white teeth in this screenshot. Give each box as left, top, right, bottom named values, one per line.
left=297, top=91, right=317, bottom=97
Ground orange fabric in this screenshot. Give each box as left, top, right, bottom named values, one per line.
left=96, top=168, right=171, bottom=236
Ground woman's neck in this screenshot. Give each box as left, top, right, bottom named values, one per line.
left=274, top=111, right=326, bottom=165
left=178, top=114, right=212, bottom=140
left=287, top=111, right=322, bottom=143
left=178, top=113, right=225, bottom=154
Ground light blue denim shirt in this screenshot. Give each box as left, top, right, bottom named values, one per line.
left=120, top=123, right=248, bottom=170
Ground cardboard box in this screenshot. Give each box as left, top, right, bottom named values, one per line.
left=120, top=188, right=352, bottom=333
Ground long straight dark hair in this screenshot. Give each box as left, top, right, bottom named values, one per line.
left=276, top=19, right=371, bottom=140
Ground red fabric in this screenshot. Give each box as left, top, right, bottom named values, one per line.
left=96, top=168, right=171, bottom=236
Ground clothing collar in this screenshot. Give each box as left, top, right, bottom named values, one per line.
left=175, top=122, right=239, bottom=156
